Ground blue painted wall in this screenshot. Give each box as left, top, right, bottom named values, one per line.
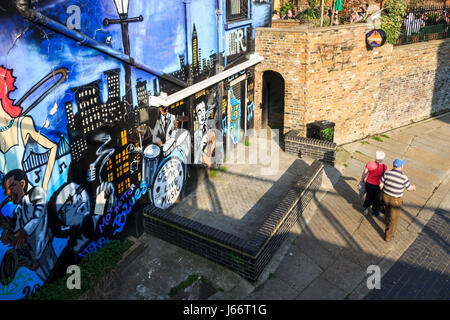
left=0, top=0, right=271, bottom=299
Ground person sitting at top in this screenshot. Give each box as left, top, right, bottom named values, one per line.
left=272, top=10, right=281, bottom=20
left=356, top=6, right=366, bottom=22
left=350, top=8, right=358, bottom=23
left=283, top=9, right=294, bottom=20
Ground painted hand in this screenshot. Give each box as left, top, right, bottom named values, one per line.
left=0, top=231, right=11, bottom=245
left=12, top=229, right=26, bottom=248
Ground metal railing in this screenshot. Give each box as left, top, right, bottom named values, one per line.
left=396, top=5, right=449, bottom=45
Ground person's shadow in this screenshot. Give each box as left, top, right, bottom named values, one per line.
left=323, top=164, right=385, bottom=240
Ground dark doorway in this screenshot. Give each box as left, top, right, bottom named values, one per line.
left=262, top=71, right=285, bottom=131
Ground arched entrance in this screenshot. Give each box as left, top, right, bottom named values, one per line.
left=262, top=71, right=285, bottom=132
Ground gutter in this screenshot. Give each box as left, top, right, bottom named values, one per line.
left=148, top=53, right=264, bottom=107
left=14, top=0, right=187, bottom=88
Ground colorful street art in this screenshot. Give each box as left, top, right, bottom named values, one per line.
left=0, top=0, right=271, bottom=299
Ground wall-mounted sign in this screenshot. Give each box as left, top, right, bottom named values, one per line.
left=366, top=29, right=386, bottom=47
left=225, top=27, right=248, bottom=64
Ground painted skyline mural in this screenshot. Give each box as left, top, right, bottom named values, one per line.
left=0, top=0, right=271, bottom=299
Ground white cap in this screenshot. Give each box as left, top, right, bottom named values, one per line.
left=375, top=151, right=385, bottom=161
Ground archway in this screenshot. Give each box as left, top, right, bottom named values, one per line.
left=262, top=71, right=285, bottom=132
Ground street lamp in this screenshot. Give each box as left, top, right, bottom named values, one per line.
left=103, top=0, right=143, bottom=120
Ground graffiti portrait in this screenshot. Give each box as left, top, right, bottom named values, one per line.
left=194, top=88, right=219, bottom=166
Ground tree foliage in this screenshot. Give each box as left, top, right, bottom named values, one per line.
left=381, top=0, right=407, bottom=44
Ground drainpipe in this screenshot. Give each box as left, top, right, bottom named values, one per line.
left=183, top=0, right=193, bottom=86
left=14, top=0, right=187, bottom=88
left=183, top=0, right=195, bottom=165
left=216, top=0, right=225, bottom=71
left=216, top=0, right=224, bottom=152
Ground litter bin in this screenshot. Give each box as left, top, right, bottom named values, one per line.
left=306, top=120, right=335, bottom=142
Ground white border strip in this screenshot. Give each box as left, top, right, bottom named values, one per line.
left=149, top=54, right=264, bottom=107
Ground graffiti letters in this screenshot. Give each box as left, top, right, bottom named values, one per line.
left=112, top=180, right=148, bottom=235
left=78, top=237, right=110, bottom=258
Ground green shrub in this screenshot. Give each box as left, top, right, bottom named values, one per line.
left=27, top=239, right=132, bottom=300
left=381, top=0, right=407, bottom=44
left=280, top=1, right=294, bottom=18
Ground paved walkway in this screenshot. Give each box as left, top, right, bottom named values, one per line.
left=364, top=202, right=449, bottom=299
left=83, top=113, right=450, bottom=300
left=242, top=113, right=450, bottom=300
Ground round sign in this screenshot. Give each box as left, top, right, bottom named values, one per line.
left=366, top=29, right=386, bottom=47
left=152, top=157, right=184, bottom=210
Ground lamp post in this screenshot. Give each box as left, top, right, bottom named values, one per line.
left=103, top=0, right=143, bottom=121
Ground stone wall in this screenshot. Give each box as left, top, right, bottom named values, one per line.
left=254, top=23, right=450, bottom=144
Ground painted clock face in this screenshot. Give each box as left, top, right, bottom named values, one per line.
left=152, top=157, right=184, bottom=210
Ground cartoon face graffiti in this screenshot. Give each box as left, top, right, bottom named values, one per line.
left=195, top=101, right=206, bottom=127
left=3, top=171, right=27, bottom=205
left=53, top=183, right=91, bottom=228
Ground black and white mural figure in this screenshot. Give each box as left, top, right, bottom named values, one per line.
left=194, top=88, right=219, bottom=165
left=152, top=106, right=177, bottom=147
left=142, top=104, right=191, bottom=210
left=0, top=169, right=57, bottom=285
left=47, top=179, right=115, bottom=281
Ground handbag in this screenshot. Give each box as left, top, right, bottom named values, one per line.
left=379, top=164, right=386, bottom=213
left=358, top=181, right=366, bottom=200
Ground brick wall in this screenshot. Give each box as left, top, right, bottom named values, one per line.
left=254, top=23, right=450, bottom=144
left=271, top=20, right=304, bottom=28
left=285, top=131, right=337, bottom=165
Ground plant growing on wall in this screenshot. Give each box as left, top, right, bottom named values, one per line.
left=280, top=1, right=294, bottom=17
left=297, top=0, right=330, bottom=24
left=380, top=0, right=407, bottom=44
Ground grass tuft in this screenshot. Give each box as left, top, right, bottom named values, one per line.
left=208, top=169, right=217, bottom=178
left=371, top=136, right=383, bottom=142
left=169, top=274, right=199, bottom=298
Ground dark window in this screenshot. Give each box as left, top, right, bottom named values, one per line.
left=226, top=0, right=249, bottom=22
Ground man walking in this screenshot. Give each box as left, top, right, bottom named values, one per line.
left=379, top=159, right=416, bottom=242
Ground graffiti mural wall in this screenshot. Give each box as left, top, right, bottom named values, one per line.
left=0, top=0, right=271, bottom=299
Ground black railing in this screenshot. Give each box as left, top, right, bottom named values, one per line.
left=396, top=5, right=449, bottom=45
left=226, top=0, right=249, bottom=22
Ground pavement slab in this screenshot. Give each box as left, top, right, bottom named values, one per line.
left=294, top=277, right=348, bottom=300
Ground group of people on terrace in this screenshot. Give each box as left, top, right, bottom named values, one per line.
left=402, top=10, right=449, bottom=36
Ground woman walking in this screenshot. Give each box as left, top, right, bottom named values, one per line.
left=360, top=151, right=387, bottom=217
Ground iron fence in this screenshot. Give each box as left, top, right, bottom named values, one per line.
left=396, top=5, right=449, bottom=45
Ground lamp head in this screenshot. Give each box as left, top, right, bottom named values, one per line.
left=113, top=0, right=129, bottom=15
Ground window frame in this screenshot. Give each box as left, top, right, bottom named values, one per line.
left=226, top=0, right=249, bottom=23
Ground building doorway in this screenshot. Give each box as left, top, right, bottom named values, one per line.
left=262, top=71, right=285, bottom=132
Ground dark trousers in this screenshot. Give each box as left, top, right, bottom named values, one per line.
left=382, top=193, right=403, bottom=240
left=364, top=182, right=381, bottom=213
